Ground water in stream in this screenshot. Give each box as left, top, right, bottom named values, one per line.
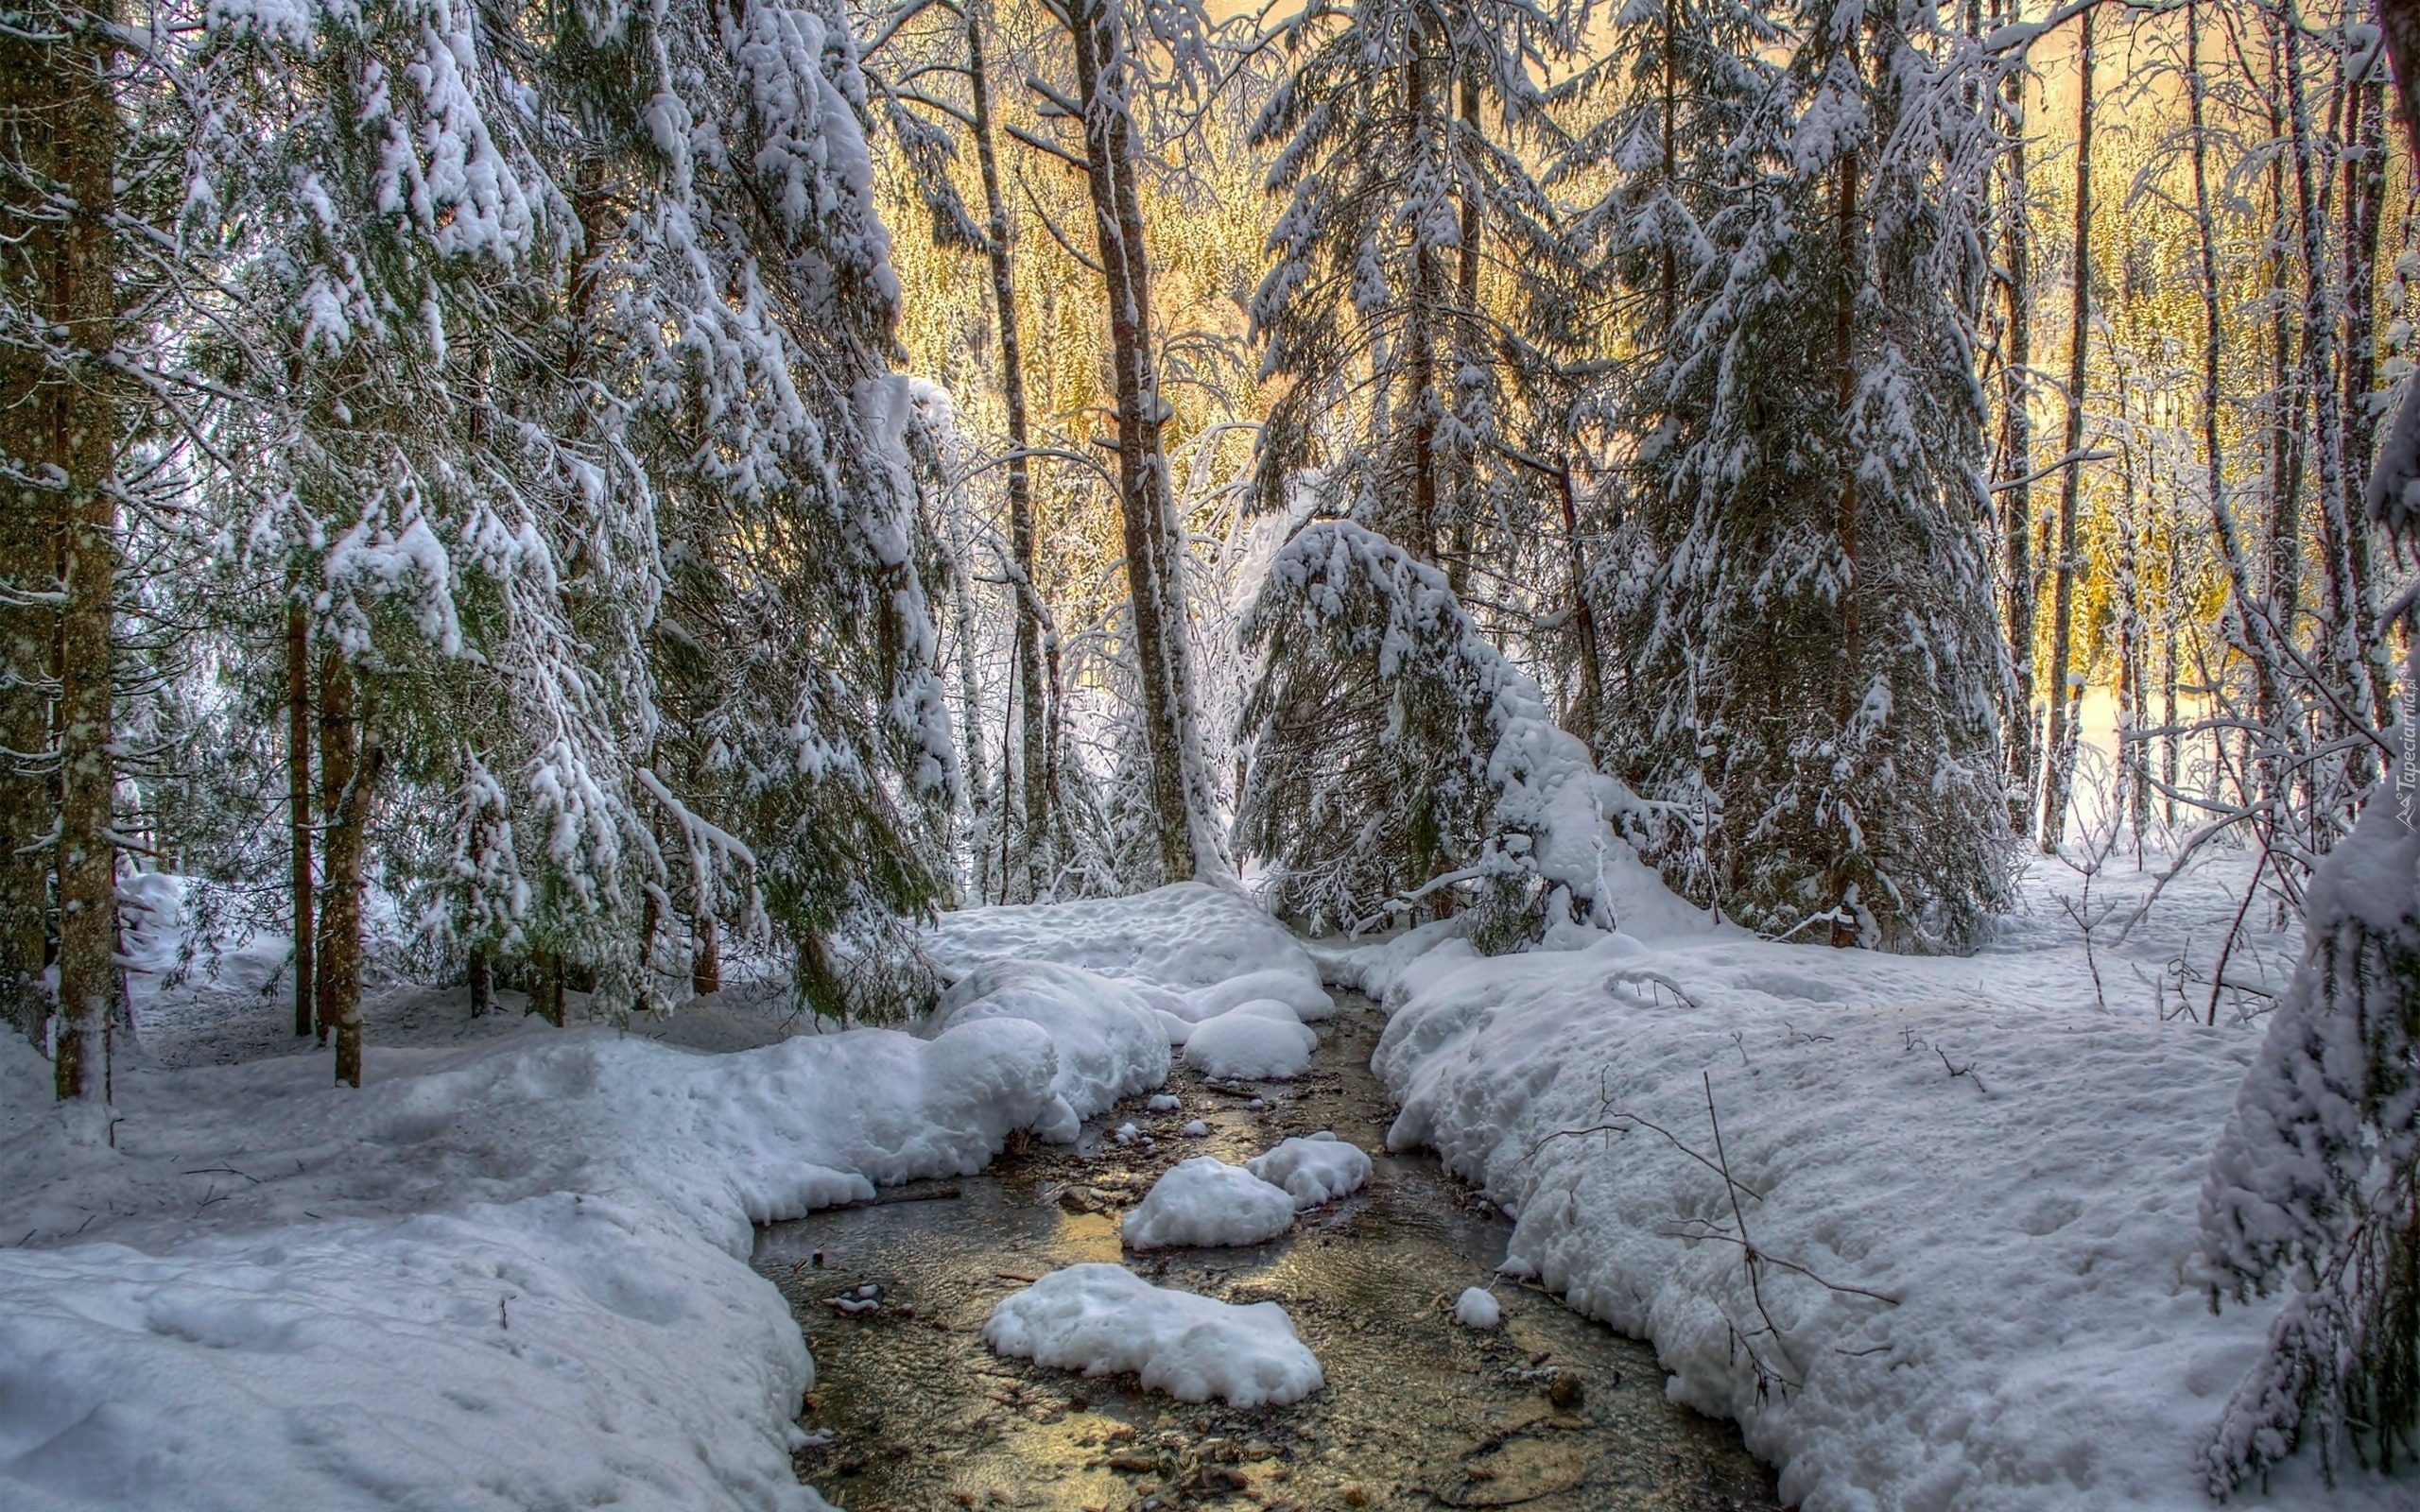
left=754, top=997, right=1782, bottom=1511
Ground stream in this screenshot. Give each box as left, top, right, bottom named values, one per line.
left=753, top=995, right=1782, bottom=1511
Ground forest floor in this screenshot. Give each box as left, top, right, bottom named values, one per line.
left=3, top=848, right=2418, bottom=1511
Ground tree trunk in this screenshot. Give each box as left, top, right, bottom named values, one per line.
left=2261, top=33, right=2303, bottom=664
left=1997, top=62, right=2038, bottom=829
left=2280, top=6, right=2374, bottom=783
left=1064, top=0, right=1217, bottom=883
left=2188, top=3, right=2277, bottom=784
left=2116, top=410, right=2147, bottom=837
left=1403, top=18, right=1443, bottom=565
left=0, top=20, right=57, bottom=1048
left=692, top=908, right=720, bottom=996
left=942, top=486, right=996, bottom=901
left=967, top=0, right=1053, bottom=900
left=44, top=0, right=121, bottom=1102
left=286, top=597, right=314, bottom=1037
left=317, top=652, right=380, bottom=1086
left=1558, top=463, right=1603, bottom=742
left=2039, top=7, right=2094, bottom=851
left=468, top=945, right=492, bottom=1016
left=542, top=952, right=565, bottom=1028
left=1836, top=146, right=1861, bottom=713
left=635, top=886, right=659, bottom=1015
left=2337, top=55, right=2394, bottom=756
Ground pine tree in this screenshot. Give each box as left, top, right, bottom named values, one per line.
left=186, top=0, right=963, bottom=1059
left=0, top=0, right=160, bottom=1096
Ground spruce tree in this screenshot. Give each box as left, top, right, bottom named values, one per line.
left=1595, top=0, right=2014, bottom=949
left=1248, top=0, right=1578, bottom=579
left=2200, top=728, right=2420, bottom=1486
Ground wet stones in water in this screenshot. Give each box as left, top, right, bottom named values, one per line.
left=1428, top=1429, right=1593, bottom=1508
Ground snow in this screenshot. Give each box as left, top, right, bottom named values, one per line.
left=1245, top=1132, right=1372, bottom=1209
left=1181, top=1000, right=1319, bottom=1079
left=1183, top=1119, right=1210, bottom=1137
left=925, top=959, right=1171, bottom=1139
left=1121, top=1156, right=1298, bottom=1250
left=983, top=1263, right=1323, bottom=1407
left=1454, top=1287, right=1502, bottom=1329
left=931, top=883, right=1332, bottom=1024
left=0, top=1008, right=1071, bottom=1512
left=1148, top=1092, right=1183, bottom=1112
left=1351, top=850, right=2413, bottom=1512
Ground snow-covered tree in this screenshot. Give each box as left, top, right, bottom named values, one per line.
left=1236, top=520, right=1647, bottom=946
left=1248, top=0, right=1578, bottom=580
left=1595, top=0, right=2014, bottom=949
left=2199, top=710, right=2420, bottom=1486
left=183, top=0, right=959, bottom=1071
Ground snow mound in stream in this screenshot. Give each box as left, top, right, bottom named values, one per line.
left=983, top=1263, right=1322, bottom=1406
left=1183, top=1002, right=1318, bottom=1079
left=1121, top=1157, right=1297, bottom=1249
left=1246, top=1133, right=1372, bottom=1209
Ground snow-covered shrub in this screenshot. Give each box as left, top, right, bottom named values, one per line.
left=1236, top=520, right=1650, bottom=948
left=2201, top=790, right=2420, bottom=1489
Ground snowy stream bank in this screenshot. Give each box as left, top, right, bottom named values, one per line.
left=757, top=994, right=1775, bottom=1510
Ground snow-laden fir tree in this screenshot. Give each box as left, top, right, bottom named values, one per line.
left=1594, top=0, right=2014, bottom=949
left=0, top=0, right=216, bottom=1092
left=191, top=0, right=959, bottom=1067
left=2199, top=674, right=2420, bottom=1486
left=1248, top=0, right=1580, bottom=581
left=1236, top=519, right=1648, bottom=946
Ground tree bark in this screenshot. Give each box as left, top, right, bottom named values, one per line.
left=2337, top=54, right=2394, bottom=751
left=2039, top=7, right=2094, bottom=851
left=1403, top=17, right=1443, bottom=566
left=2280, top=5, right=2377, bottom=781
left=1998, top=61, right=2038, bottom=830
left=967, top=0, right=1053, bottom=900
left=1836, top=146, right=1861, bottom=714
left=317, top=652, right=380, bottom=1086
left=1063, top=0, right=1217, bottom=883
left=43, top=0, right=121, bottom=1101
left=0, top=15, right=58, bottom=1048
left=286, top=598, right=314, bottom=1037
left=2188, top=3, right=2277, bottom=789
left=692, top=908, right=720, bottom=996
left=2261, top=31, right=2303, bottom=662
